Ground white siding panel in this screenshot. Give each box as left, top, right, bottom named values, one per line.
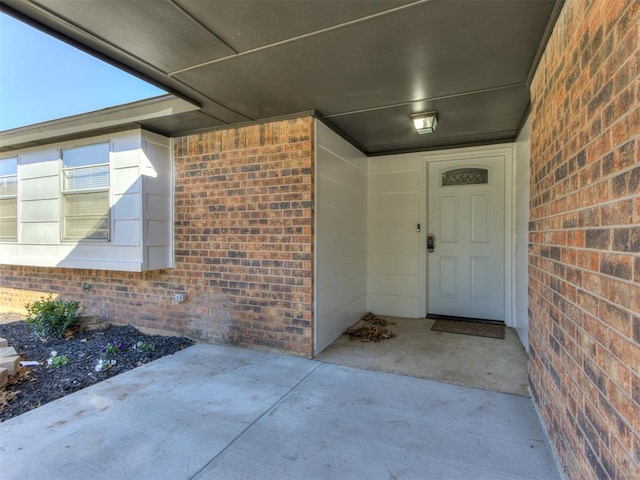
left=112, top=167, right=141, bottom=195
left=317, top=276, right=366, bottom=319
left=315, top=121, right=367, bottom=354
left=147, top=220, right=170, bottom=246
left=112, top=194, right=141, bottom=221
left=142, top=131, right=172, bottom=270
left=367, top=154, right=422, bottom=174
left=368, top=171, right=420, bottom=193
left=21, top=199, right=60, bottom=223
left=514, top=119, right=531, bottom=348
left=146, top=194, right=170, bottom=220
left=368, top=254, right=421, bottom=276
left=317, top=204, right=365, bottom=232
left=143, top=140, right=171, bottom=195
left=367, top=233, right=418, bottom=254
left=317, top=124, right=365, bottom=169
left=19, top=148, right=58, bottom=166
left=69, top=244, right=141, bottom=262
left=0, top=243, right=141, bottom=270
left=318, top=149, right=366, bottom=192
left=317, top=232, right=365, bottom=261
left=113, top=220, right=141, bottom=246
left=317, top=175, right=364, bottom=208
left=20, top=159, right=59, bottom=179
left=317, top=256, right=365, bottom=289
left=368, top=192, right=420, bottom=214
left=366, top=294, right=422, bottom=319
left=367, top=212, right=417, bottom=234
left=111, top=149, right=140, bottom=169
left=111, top=134, right=141, bottom=154
left=368, top=274, right=421, bottom=297
left=315, top=296, right=366, bottom=353
left=20, top=177, right=59, bottom=201
left=20, top=223, right=59, bottom=244
left=147, top=246, right=171, bottom=270
left=366, top=153, right=424, bottom=318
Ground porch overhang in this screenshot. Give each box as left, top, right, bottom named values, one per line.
left=0, top=0, right=564, bottom=155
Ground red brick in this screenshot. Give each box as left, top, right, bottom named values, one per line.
left=608, top=330, right=639, bottom=377
left=0, top=117, right=316, bottom=357
left=529, top=0, right=640, bottom=478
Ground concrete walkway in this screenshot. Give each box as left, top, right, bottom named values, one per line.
left=0, top=344, right=561, bottom=480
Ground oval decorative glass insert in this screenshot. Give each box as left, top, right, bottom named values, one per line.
left=442, top=168, right=488, bottom=186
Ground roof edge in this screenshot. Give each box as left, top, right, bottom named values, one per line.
left=0, top=94, right=200, bottom=151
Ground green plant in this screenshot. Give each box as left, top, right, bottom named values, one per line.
left=46, top=350, right=69, bottom=368
left=100, top=340, right=126, bottom=355
left=134, top=341, right=154, bottom=353
left=94, top=358, right=116, bottom=372
left=24, top=294, right=85, bottom=339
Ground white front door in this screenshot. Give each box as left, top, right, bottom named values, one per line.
left=427, top=156, right=505, bottom=321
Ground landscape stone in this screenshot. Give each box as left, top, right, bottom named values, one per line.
left=0, top=346, right=17, bottom=357
left=76, top=316, right=112, bottom=331
left=0, top=356, right=20, bottom=376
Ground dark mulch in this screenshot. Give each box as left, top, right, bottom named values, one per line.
left=0, top=320, right=194, bottom=422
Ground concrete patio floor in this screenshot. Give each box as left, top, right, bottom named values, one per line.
left=0, top=343, right=561, bottom=480
left=318, top=317, right=529, bottom=396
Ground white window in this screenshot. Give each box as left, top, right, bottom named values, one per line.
left=0, top=157, right=18, bottom=242
left=0, top=130, right=173, bottom=271
left=61, top=143, right=110, bottom=240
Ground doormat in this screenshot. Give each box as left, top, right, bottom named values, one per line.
left=431, top=320, right=505, bottom=339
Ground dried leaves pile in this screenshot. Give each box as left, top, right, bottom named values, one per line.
left=0, top=368, right=31, bottom=410
left=345, top=312, right=396, bottom=342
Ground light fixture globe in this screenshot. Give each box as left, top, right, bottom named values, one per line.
left=411, top=111, right=438, bottom=134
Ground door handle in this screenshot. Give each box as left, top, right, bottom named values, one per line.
left=427, top=234, right=435, bottom=253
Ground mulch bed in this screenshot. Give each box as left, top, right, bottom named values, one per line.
left=0, top=320, right=194, bottom=422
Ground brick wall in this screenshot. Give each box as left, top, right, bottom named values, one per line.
left=528, top=1, right=639, bottom=479
left=0, top=117, right=315, bottom=357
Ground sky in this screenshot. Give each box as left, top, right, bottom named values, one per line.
left=0, top=13, right=166, bottom=131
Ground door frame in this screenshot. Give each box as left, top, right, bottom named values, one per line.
left=420, top=144, right=514, bottom=327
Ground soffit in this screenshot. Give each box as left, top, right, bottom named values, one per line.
left=0, top=0, right=563, bottom=155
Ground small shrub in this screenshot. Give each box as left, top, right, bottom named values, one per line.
left=24, top=294, right=85, bottom=339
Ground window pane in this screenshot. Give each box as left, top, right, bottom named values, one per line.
left=63, top=216, right=109, bottom=239
left=0, top=197, right=17, bottom=218
left=64, top=191, right=109, bottom=215
left=63, top=192, right=109, bottom=240
left=0, top=219, right=17, bottom=241
left=62, top=143, right=109, bottom=168
left=0, top=198, right=17, bottom=241
left=442, top=168, right=489, bottom=186
left=0, top=177, right=17, bottom=197
left=0, top=158, right=17, bottom=176
left=63, top=165, right=109, bottom=191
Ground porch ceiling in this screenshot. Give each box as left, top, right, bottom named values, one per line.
left=1, top=0, right=562, bottom=155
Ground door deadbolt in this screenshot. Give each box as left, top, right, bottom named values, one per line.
left=427, top=234, right=435, bottom=253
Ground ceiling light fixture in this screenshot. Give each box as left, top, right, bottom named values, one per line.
left=411, top=111, right=438, bottom=134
